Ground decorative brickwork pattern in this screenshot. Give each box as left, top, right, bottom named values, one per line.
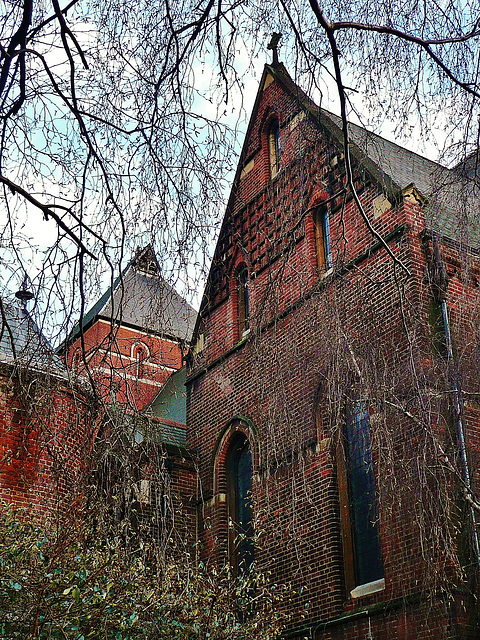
left=187, top=64, right=480, bottom=638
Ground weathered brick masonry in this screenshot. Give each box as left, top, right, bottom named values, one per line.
left=68, top=318, right=183, bottom=411
left=187, top=62, right=480, bottom=638
left=0, top=364, right=94, bottom=521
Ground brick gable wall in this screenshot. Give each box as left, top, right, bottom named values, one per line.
left=67, top=320, right=183, bottom=411
left=187, top=70, right=480, bottom=638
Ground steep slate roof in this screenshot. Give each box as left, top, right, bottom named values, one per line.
left=67, top=246, right=197, bottom=345
left=455, top=150, right=480, bottom=181
left=329, top=113, right=480, bottom=245
left=328, top=112, right=441, bottom=196
left=267, top=64, right=480, bottom=247
left=0, top=300, right=68, bottom=376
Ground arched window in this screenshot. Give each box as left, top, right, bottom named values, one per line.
left=313, top=205, right=332, bottom=272
left=132, top=343, right=149, bottom=378
left=237, top=267, right=250, bottom=336
left=268, top=119, right=281, bottom=178
left=339, top=402, right=384, bottom=595
left=227, top=435, right=254, bottom=574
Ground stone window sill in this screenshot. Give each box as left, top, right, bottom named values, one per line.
left=350, top=578, right=385, bottom=599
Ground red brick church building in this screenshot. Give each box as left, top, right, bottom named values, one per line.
left=186, top=59, right=480, bottom=638
left=2, top=52, right=480, bottom=640
left=62, top=245, right=198, bottom=547
left=0, top=245, right=197, bottom=524
left=65, top=245, right=196, bottom=412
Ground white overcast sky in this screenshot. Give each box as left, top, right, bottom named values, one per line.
left=2, top=30, right=462, bottom=329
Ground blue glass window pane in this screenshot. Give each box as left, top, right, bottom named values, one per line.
left=345, top=402, right=384, bottom=586
left=236, top=444, right=254, bottom=572
left=314, top=206, right=331, bottom=271
left=323, top=209, right=332, bottom=268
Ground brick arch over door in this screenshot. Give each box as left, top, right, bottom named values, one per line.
left=211, top=417, right=257, bottom=571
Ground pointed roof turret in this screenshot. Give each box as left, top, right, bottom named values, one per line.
left=64, top=246, right=197, bottom=347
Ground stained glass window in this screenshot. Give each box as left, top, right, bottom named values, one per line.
left=344, top=402, right=384, bottom=586
left=227, top=436, right=254, bottom=573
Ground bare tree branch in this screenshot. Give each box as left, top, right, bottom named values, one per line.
left=0, top=174, right=96, bottom=259
left=331, top=19, right=480, bottom=99
left=307, top=0, right=412, bottom=275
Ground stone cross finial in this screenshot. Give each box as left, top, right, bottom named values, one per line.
left=267, top=32, right=282, bottom=66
